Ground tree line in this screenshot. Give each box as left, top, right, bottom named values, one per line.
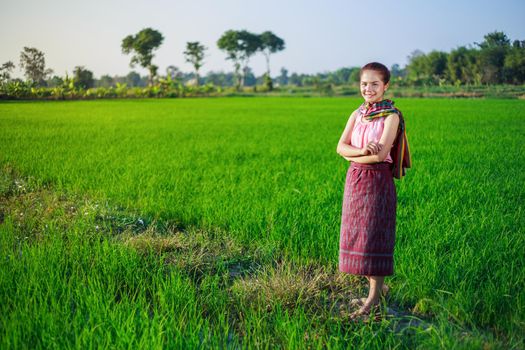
left=402, top=31, right=525, bottom=85
left=0, top=28, right=285, bottom=93
left=0, top=29, right=523, bottom=98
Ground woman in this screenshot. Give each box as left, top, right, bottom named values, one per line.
left=336, top=62, right=410, bottom=321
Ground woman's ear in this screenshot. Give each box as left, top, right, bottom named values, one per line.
left=384, top=82, right=390, bottom=91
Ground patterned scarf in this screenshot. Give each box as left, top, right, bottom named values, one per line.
left=359, top=99, right=412, bottom=179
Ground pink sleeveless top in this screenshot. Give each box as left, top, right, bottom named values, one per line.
left=350, top=109, right=393, bottom=163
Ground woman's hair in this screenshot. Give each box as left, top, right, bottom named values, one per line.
left=360, top=62, right=391, bottom=84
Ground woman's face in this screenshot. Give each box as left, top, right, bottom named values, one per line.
left=360, top=70, right=389, bottom=104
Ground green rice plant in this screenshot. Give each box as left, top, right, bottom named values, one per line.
left=0, top=97, right=523, bottom=348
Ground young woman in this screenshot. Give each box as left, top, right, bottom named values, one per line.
left=336, top=62, right=410, bottom=321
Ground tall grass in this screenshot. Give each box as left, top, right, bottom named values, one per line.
left=1, top=97, right=523, bottom=348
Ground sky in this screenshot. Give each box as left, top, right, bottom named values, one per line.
left=1, top=0, right=524, bottom=80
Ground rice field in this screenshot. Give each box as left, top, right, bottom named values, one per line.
left=0, top=97, right=524, bottom=348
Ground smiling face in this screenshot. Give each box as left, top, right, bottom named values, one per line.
left=360, top=69, right=389, bottom=104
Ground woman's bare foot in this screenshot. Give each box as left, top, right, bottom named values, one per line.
left=350, top=285, right=390, bottom=307
left=349, top=300, right=382, bottom=321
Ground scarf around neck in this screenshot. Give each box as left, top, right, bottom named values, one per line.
left=358, top=99, right=412, bottom=179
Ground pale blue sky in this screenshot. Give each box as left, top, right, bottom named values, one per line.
left=2, top=0, right=524, bottom=79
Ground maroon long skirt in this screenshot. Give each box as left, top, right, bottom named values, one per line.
left=339, top=161, right=397, bottom=276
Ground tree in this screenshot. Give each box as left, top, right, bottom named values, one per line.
left=289, top=72, right=302, bottom=86
left=73, top=66, right=94, bottom=89
left=205, top=71, right=234, bottom=87
left=260, top=31, right=284, bottom=91
left=447, top=46, right=480, bottom=84
left=333, top=67, right=358, bottom=85
left=121, top=28, right=164, bottom=86
left=126, top=71, right=143, bottom=87
left=476, top=31, right=510, bottom=84
left=406, top=50, right=448, bottom=85
left=242, top=66, right=257, bottom=86
left=47, top=75, right=64, bottom=88
left=166, top=65, right=183, bottom=83
left=98, top=74, right=114, bottom=88
left=19, top=47, right=53, bottom=86
left=217, top=29, right=261, bottom=90
left=260, top=31, right=285, bottom=77
left=476, top=31, right=511, bottom=50
left=237, top=30, right=261, bottom=88
left=426, top=51, right=449, bottom=84
left=217, top=30, right=243, bottom=90
left=277, top=67, right=289, bottom=86
left=0, top=61, right=15, bottom=84
left=183, top=42, right=207, bottom=87
left=406, top=49, right=427, bottom=83
left=349, top=69, right=361, bottom=84
left=504, top=41, right=525, bottom=84
left=390, top=64, right=406, bottom=80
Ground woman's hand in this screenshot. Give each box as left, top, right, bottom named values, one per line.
left=361, top=141, right=383, bottom=155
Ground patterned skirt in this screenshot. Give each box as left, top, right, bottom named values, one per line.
left=339, top=161, right=397, bottom=276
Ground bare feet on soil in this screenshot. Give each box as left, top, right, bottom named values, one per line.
left=349, top=283, right=390, bottom=307
left=346, top=283, right=390, bottom=322
left=349, top=301, right=383, bottom=322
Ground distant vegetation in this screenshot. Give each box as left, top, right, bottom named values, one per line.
left=0, top=29, right=523, bottom=100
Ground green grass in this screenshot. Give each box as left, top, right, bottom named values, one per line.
left=0, top=97, right=524, bottom=348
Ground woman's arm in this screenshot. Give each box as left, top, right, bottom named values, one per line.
left=336, top=111, right=366, bottom=158
left=347, top=113, right=400, bottom=164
